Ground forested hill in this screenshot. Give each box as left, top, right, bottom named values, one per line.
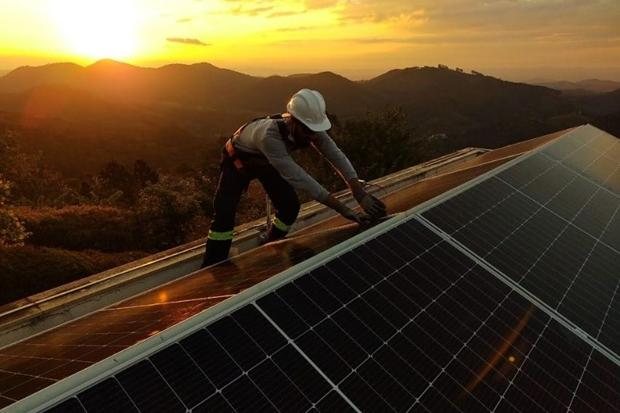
left=0, top=61, right=613, bottom=176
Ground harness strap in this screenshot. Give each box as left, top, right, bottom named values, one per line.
left=275, top=119, right=290, bottom=140
left=225, top=139, right=244, bottom=170
left=226, top=114, right=290, bottom=171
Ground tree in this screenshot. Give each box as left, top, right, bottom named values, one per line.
left=96, top=161, right=136, bottom=205
left=0, top=176, right=28, bottom=247
left=79, top=181, right=93, bottom=199
left=135, top=175, right=201, bottom=249
left=333, top=106, right=420, bottom=180
left=133, top=159, right=159, bottom=188
left=0, top=130, right=67, bottom=206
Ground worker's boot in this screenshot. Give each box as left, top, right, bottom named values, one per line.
left=259, top=226, right=288, bottom=246
left=201, top=238, right=232, bottom=268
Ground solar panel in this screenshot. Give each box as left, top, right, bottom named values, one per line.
left=422, top=126, right=619, bottom=355
left=7, top=125, right=619, bottom=412
left=0, top=243, right=325, bottom=405
left=16, top=216, right=616, bottom=413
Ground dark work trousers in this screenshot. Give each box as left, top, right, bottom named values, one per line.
left=202, top=150, right=300, bottom=267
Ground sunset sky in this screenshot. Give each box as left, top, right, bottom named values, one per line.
left=1, top=0, right=619, bottom=81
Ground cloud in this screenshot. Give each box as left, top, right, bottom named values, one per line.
left=335, top=1, right=424, bottom=23
left=222, top=0, right=277, bottom=15
left=220, top=0, right=339, bottom=17
left=277, top=25, right=611, bottom=46
left=334, top=0, right=614, bottom=27
left=268, top=10, right=302, bottom=18
left=229, top=5, right=274, bottom=16
left=166, top=37, right=210, bottom=46
left=304, top=0, right=339, bottom=10
left=330, top=0, right=620, bottom=49
left=216, top=0, right=335, bottom=18
left=275, top=25, right=316, bottom=32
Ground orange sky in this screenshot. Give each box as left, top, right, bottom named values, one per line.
left=1, top=0, right=619, bottom=81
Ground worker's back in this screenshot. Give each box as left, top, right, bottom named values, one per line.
left=233, top=117, right=291, bottom=155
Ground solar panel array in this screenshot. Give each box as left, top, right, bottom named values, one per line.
left=8, top=125, right=618, bottom=412
left=39, top=221, right=620, bottom=412
left=422, top=127, right=619, bottom=355
left=0, top=232, right=335, bottom=407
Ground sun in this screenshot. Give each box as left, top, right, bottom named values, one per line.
left=50, top=0, right=140, bottom=60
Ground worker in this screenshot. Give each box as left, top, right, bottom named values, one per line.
left=202, top=88, right=386, bottom=268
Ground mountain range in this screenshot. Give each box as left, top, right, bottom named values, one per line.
left=0, top=60, right=617, bottom=176
left=534, top=79, right=620, bottom=95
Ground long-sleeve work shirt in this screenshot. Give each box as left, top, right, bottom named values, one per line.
left=232, top=117, right=358, bottom=203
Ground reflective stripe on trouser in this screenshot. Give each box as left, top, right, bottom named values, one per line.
left=272, top=217, right=290, bottom=232
left=207, top=230, right=234, bottom=241
left=203, top=154, right=248, bottom=266
left=264, top=216, right=293, bottom=243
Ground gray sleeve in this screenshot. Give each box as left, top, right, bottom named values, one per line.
left=312, top=132, right=358, bottom=181
left=257, top=132, right=330, bottom=202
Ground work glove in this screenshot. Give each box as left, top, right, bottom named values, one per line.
left=337, top=205, right=371, bottom=225
left=359, top=194, right=387, bottom=219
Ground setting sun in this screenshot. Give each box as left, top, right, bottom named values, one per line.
left=1, top=1, right=618, bottom=80
left=49, top=0, right=140, bottom=60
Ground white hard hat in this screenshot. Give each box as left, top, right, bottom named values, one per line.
left=286, top=89, right=331, bottom=132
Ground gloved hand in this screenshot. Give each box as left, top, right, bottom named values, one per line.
left=359, top=193, right=387, bottom=219
left=338, top=205, right=371, bottom=225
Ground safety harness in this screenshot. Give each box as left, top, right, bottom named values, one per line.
left=224, top=114, right=290, bottom=172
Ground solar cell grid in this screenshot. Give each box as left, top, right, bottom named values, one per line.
left=423, top=127, right=620, bottom=355
left=607, top=141, right=620, bottom=159
left=259, top=219, right=619, bottom=412
left=78, top=378, right=138, bottom=413
left=573, top=189, right=618, bottom=238
left=583, top=153, right=617, bottom=187
left=568, top=278, right=620, bottom=412
left=542, top=128, right=592, bottom=161
left=0, top=299, right=220, bottom=405
left=542, top=131, right=619, bottom=194
left=602, top=209, right=620, bottom=250
left=41, top=306, right=344, bottom=412
left=598, top=282, right=620, bottom=353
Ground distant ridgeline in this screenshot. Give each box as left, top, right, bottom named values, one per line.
left=0, top=61, right=617, bottom=177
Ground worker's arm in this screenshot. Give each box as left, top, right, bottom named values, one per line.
left=258, top=131, right=366, bottom=223
left=258, top=131, right=331, bottom=202
left=313, top=132, right=386, bottom=219
left=311, top=131, right=358, bottom=183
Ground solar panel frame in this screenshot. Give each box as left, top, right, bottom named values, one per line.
left=6, top=125, right=619, bottom=412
